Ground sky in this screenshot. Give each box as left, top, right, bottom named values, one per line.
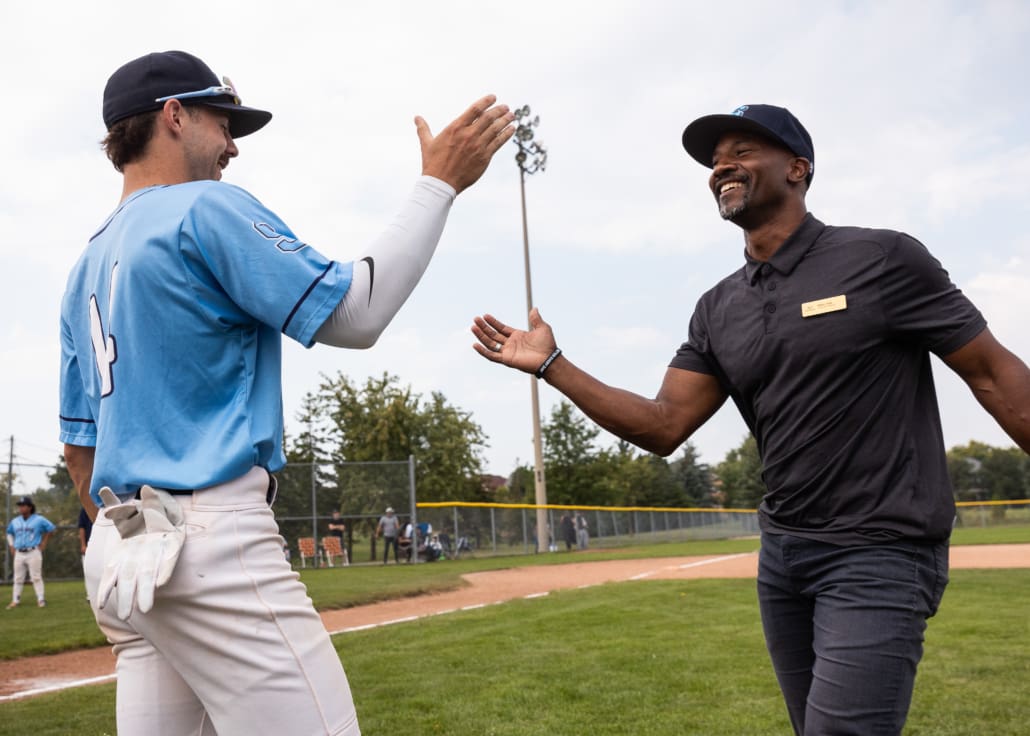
left=2, top=0, right=1029, bottom=496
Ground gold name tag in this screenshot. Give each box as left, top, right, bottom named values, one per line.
left=801, top=294, right=847, bottom=318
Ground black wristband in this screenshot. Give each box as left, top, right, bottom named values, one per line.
left=535, top=347, right=562, bottom=379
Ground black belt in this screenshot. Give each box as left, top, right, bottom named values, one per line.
left=16, top=547, right=37, bottom=552
left=135, top=487, right=194, bottom=498
left=138, top=475, right=277, bottom=505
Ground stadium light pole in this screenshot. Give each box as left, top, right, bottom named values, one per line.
left=513, top=105, right=550, bottom=553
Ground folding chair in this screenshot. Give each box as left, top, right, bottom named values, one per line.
left=297, top=537, right=319, bottom=568
left=322, top=536, right=349, bottom=567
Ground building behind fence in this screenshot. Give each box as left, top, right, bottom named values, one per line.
left=3, top=457, right=1029, bottom=581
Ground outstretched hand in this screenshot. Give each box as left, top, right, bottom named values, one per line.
left=415, top=95, right=516, bottom=194
left=472, top=308, right=558, bottom=375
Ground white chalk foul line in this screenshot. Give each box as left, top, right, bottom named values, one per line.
left=631, top=552, right=753, bottom=581
left=326, top=599, right=516, bottom=637
left=676, top=552, right=752, bottom=570
left=0, top=674, right=116, bottom=702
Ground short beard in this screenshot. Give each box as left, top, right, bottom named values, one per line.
left=719, top=192, right=749, bottom=220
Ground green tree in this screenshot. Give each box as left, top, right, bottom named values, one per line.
left=627, top=453, right=682, bottom=507
left=417, top=391, right=490, bottom=501
left=279, top=392, right=340, bottom=524
left=540, top=404, right=702, bottom=508
left=591, top=443, right=681, bottom=508
left=291, top=372, right=488, bottom=509
left=497, top=464, right=534, bottom=504
left=714, top=434, right=765, bottom=509
left=671, top=442, right=716, bottom=507
left=982, top=447, right=1030, bottom=500
left=541, top=401, right=603, bottom=505
left=27, top=456, right=84, bottom=580
left=947, top=441, right=1029, bottom=502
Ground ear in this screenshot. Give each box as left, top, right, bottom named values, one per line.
left=788, top=157, right=811, bottom=185
left=157, top=99, right=188, bottom=137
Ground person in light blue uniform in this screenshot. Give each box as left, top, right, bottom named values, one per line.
left=60, top=180, right=353, bottom=501
left=6, top=496, right=56, bottom=609
left=60, top=50, right=514, bottom=736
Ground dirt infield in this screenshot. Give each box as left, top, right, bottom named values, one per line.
left=2, top=544, right=1028, bottom=701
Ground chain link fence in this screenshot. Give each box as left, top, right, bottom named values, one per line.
left=4, top=456, right=1030, bottom=582
left=414, top=502, right=760, bottom=558
left=274, top=459, right=416, bottom=566
left=954, top=499, right=1030, bottom=528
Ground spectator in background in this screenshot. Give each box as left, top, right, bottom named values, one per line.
left=323, top=510, right=347, bottom=564
left=327, top=510, right=346, bottom=543
left=575, top=512, right=590, bottom=550
left=559, top=513, right=576, bottom=552
left=6, top=497, right=56, bottom=609
left=377, top=507, right=401, bottom=564
left=398, top=520, right=414, bottom=562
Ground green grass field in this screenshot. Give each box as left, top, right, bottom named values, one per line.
left=2, top=528, right=1028, bottom=734
left=1, top=528, right=1027, bottom=660
left=0, top=538, right=762, bottom=660
left=2, top=570, right=1029, bottom=735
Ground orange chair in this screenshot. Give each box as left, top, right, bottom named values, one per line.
left=297, top=537, right=319, bottom=568
left=321, top=536, right=349, bottom=567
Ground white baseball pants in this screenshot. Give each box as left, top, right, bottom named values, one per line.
left=84, top=467, right=360, bottom=736
left=12, top=548, right=45, bottom=603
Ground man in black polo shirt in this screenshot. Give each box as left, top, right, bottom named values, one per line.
left=470, top=104, right=1030, bottom=735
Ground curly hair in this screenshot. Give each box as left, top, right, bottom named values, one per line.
left=101, top=111, right=159, bottom=172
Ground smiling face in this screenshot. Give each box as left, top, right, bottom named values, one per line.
left=182, top=106, right=239, bottom=182
left=709, top=132, right=808, bottom=226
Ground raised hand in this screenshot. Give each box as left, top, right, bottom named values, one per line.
left=472, top=308, right=558, bottom=375
left=415, top=95, right=516, bottom=194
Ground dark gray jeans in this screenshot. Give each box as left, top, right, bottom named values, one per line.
left=758, top=533, right=949, bottom=735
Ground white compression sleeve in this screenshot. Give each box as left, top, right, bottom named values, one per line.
left=313, top=176, right=456, bottom=348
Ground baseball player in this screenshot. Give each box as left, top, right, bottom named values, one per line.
left=6, top=496, right=56, bottom=609
left=60, top=50, right=513, bottom=736
left=471, top=105, right=1030, bottom=734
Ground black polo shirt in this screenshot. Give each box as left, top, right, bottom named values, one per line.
left=671, top=214, right=986, bottom=544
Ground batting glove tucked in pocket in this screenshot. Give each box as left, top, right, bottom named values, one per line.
left=97, top=486, right=186, bottom=620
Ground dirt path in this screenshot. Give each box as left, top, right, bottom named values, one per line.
left=3, top=544, right=1028, bottom=701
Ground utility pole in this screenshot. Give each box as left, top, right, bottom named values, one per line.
left=5, top=436, right=13, bottom=582
left=513, top=105, right=550, bottom=553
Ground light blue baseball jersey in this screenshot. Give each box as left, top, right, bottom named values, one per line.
left=7, top=514, right=56, bottom=549
left=60, top=181, right=352, bottom=504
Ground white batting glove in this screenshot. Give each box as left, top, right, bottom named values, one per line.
left=97, top=486, right=186, bottom=620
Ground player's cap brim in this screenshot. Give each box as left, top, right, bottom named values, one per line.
left=201, top=101, right=272, bottom=138
left=682, top=114, right=791, bottom=168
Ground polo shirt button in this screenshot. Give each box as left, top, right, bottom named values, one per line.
left=765, top=303, right=776, bottom=313
left=767, top=282, right=777, bottom=291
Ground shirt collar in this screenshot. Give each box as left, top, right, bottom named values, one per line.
left=743, top=213, right=826, bottom=285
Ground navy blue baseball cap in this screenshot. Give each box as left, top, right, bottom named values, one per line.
left=103, top=51, right=272, bottom=138
left=682, top=104, right=814, bottom=183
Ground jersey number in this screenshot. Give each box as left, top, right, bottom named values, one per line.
left=89, top=263, right=119, bottom=397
